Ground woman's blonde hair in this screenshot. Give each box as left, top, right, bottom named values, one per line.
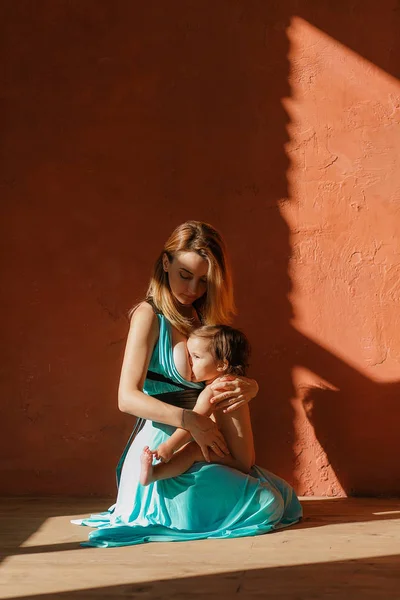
left=143, top=221, right=235, bottom=334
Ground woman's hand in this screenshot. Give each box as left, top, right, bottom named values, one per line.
left=209, top=375, right=259, bottom=413
left=182, top=410, right=230, bottom=463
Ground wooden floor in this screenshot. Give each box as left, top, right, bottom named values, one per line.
left=0, top=497, right=399, bottom=599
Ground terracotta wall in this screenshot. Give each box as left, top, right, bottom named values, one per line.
left=1, top=1, right=399, bottom=496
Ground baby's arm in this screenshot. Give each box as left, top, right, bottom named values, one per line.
left=155, top=386, right=214, bottom=462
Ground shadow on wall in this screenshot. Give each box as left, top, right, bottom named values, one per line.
left=298, top=0, right=400, bottom=80
left=303, top=382, right=400, bottom=497
left=295, top=330, right=400, bottom=496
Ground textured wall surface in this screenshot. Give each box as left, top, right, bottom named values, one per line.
left=1, top=1, right=399, bottom=496
left=285, top=14, right=400, bottom=495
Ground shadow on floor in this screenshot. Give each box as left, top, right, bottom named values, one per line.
left=0, top=497, right=107, bottom=563
left=3, top=554, right=400, bottom=599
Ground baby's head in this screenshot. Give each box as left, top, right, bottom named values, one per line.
left=187, top=325, right=251, bottom=383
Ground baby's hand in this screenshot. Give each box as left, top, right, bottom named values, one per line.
left=154, top=442, right=173, bottom=463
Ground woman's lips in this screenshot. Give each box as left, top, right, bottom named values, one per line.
left=180, top=295, right=197, bottom=305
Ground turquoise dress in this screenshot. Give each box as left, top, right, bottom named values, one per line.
left=73, top=306, right=302, bottom=547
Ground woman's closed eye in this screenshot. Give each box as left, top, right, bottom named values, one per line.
left=179, top=272, right=207, bottom=284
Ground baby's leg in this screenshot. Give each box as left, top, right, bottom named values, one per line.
left=151, top=387, right=214, bottom=460
left=140, top=442, right=203, bottom=485
left=139, top=387, right=217, bottom=486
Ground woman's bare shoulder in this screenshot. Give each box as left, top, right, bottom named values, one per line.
left=129, top=301, right=158, bottom=333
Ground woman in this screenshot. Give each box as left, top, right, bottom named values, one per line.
left=74, top=221, right=302, bottom=547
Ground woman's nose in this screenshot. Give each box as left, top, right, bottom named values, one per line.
left=188, top=279, right=199, bottom=296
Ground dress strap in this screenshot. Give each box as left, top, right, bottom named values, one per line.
left=146, top=370, right=192, bottom=391
left=146, top=297, right=162, bottom=314
left=152, top=388, right=201, bottom=408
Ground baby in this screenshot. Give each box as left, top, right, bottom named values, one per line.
left=140, top=325, right=255, bottom=485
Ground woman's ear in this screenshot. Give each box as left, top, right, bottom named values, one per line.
left=217, top=359, right=229, bottom=373
left=162, top=253, right=170, bottom=272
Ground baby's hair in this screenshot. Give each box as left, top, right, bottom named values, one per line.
left=190, top=325, right=251, bottom=376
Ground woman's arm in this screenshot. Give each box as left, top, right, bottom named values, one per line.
left=118, top=303, right=229, bottom=455
left=210, top=375, right=259, bottom=413
left=118, top=302, right=184, bottom=427
left=155, top=387, right=216, bottom=462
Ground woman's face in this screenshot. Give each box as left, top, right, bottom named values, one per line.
left=163, top=251, right=208, bottom=306
left=187, top=335, right=219, bottom=382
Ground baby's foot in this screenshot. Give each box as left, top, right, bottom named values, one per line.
left=140, top=446, right=155, bottom=486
